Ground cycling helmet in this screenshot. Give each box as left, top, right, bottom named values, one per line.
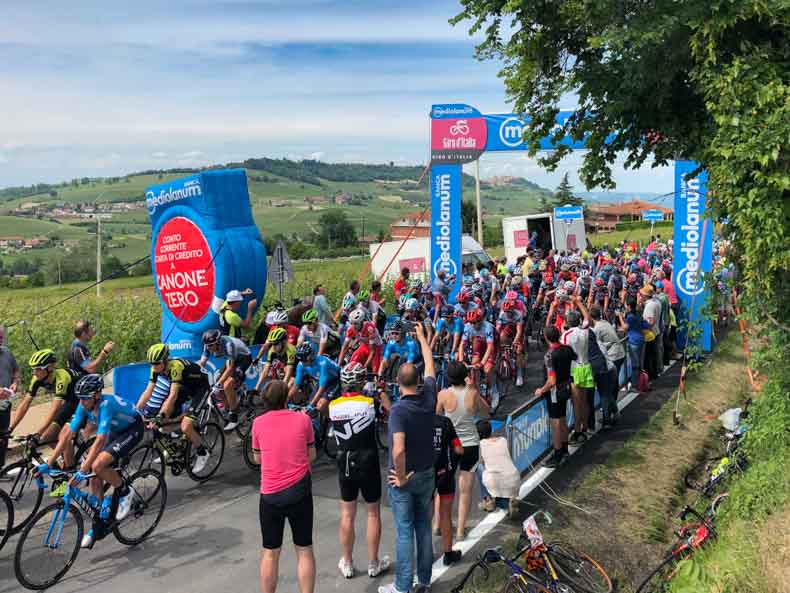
left=358, top=289, right=370, bottom=301
left=267, top=327, right=287, bottom=344
left=556, top=288, right=568, bottom=301
left=74, top=373, right=104, bottom=399
left=398, top=294, right=411, bottom=309
left=301, top=309, right=318, bottom=324
left=511, top=275, right=523, bottom=286
left=560, top=264, right=570, bottom=272
left=409, top=279, right=423, bottom=291
left=479, top=268, right=489, bottom=278
left=271, top=310, right=289, bottom=325
left=147, top=343, right=169, bottom=364
left=465, top=309, right=484, bottom=324
left=579, top=269, right=590, bottom=278
left=502, top=299, right=516, bottom=312
left=202, top=329, right=221, bottom=346
left=348, top=308, right=366, bottom=324
left=340, top=362, right=367, bottom=389
left=564, top=280, right=576, bottom=292
left=420, top=284, right=432, bottom=295
left=505, top=290, right=518, bottom=302
left=595, top=278, right=605, bottom=287
left=463, top=275, right=474, bottom=287
left=390, top=319, right=405, bottom=335
left=295, top=342, right=314, bottom=361
left=405, top=297, right=419, bottom=312
left=441, top=305, right=454, bottom=317
left=28, top=349, right=56, bottom=368
left=456, top=290, right=470, bottom=304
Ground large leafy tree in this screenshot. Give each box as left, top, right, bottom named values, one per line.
left=317, top=209, right=357, bottom=249
left=453, top=0, right=789, bottom=322
left=553, top=172, right=583, bottom=208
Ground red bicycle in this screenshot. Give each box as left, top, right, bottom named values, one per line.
left=636, top=493, right=728, bottom=592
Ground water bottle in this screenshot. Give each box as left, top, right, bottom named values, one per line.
left=99, top=496, right=113, bottom=520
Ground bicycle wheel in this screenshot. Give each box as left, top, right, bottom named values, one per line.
left=547, top=543, right=613, bottom=593
left=0, top=488, right=13, bottom=553
left=500, top=576, right=552, bottom=593
left=185, top=422, right=225, bottom=481
left=711, top=492, right=729, bottom=515
left=243, top=432, right=260, bottom=471
left=113, top=468, right=167, bottom=546
left=14, top=501, right=83, bottom=590
left=127, top=442, right=167, bottom=475
left=323, top=418, right=338, bottom=460
left=375, top=414, right=389, bottom=451
left=635, top=554, right=679, bottom=593
left=0, top=460, right=43, bottom=534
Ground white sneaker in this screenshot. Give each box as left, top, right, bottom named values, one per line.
left=516, top=376, right=524, bottom=387
left=491, top=391, right=501, bottom=411
left=368, top=556, right=391, bottom=577
left=338, top=557, right=354, bottom=579
left=116, top=491, right=134, bottom=521
left=192, top=450, right=210, bottom=474
left=81, top=529, right=95, bottom=549
left=378, top=584, right=407, bottom=593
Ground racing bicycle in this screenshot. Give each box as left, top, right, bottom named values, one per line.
left=451, top=547, right=551, bottom=593
left=0, top=487, right=12, bottom=552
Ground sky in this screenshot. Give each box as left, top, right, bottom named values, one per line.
left=0, top=0, right=672, bottom=193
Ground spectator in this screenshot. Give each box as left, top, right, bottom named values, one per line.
left=0, top=325, right=20, bottom=467
left=432, top=412, right=463, bottom=566
left=435, top=361, right=484, bottom=541
left=654, top=280, right=672, bottom=366
left=560, top=309, right=593, bottom=443
left=220, top=288, right=258, bottom=339
left=589, top=305, right=623, bottom=428
left=476, top=419, right=522, bottom=512
left=312, top=285, right=335, bottom=328
left=640, top=284, right=662, bottom=380
left=618, top=297, right=649, bottom=391
left=380, top=323, right=435, bottom=593
left=534, top=326, right=575, bottom=467
left=68, top=320, right=114, bottom=375
left=251, top=380, right=316, bottom=593
left=393, top=268, right=410, bottom=300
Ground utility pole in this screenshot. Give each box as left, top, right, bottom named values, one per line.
left=361, top=216, right=365, bottom=240
left=96, top=213, right=101, bottom=297
left=475, top=159, right=484, bottom=247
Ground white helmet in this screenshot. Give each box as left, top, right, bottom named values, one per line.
left=271, top=310, right=288, bottom=325
left=348, top=308, right=366, bottom=324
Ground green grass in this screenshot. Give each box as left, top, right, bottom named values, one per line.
left=588, top=222, right=674, bottom=249
left=0, top=216, right=92, bottom=239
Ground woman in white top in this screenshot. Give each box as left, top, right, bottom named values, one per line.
left=476, top=420, right=520, bottom=517
left=436, top=360, right=489, bottom=540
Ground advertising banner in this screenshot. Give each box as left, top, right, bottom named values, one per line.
left=642, top=209, right=665, bottom=222
left=673, top=160, right=713, bottom=351
left=430, top=104, right=487, bottom=164
left=553, top=205, right=584, bottom=221
left=146, top=169, right=268, bottom=358
left=429, top=164, right=462, bottom=300
left=506, top=398, right=552, bottom=474
left=398, top=257, right=426, bottom=275
left=513, top=229, right=530, bottom=248
left=484, top=111, right=587, bottom=152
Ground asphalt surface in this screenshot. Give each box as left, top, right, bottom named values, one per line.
left=0, top=342, right=680, bottom=593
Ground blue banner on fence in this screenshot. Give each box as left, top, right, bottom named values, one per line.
left=673, top=161, right=713, bottom=351
left=429, top=164, right=462, bottom=300
left=506, top=398, right=552, bottom=473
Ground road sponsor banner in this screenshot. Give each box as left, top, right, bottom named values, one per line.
left=673, top=160, right=713, bottom=351
left=430, top=164, right=462, bottom=301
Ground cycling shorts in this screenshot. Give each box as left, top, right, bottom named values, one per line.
left=434, top=466, right=457, bottom=499
left=53, top=399, right=79, bottom=429
left=232, top=354, right=253, bottom=382
left=571, top=364, right=595, bottom=389
left=259, top=474, right=313, bottom=550
left=103, top=419, right=145, bottom=462
left=545, top=384, right=571, bottom=420
left=318, top=381, right=341, bottom=401
left=458, top=445, right=479, bottom=472
left=181, top=375, right=212, bottom=420
left=337, top=449, right=381, bottom=503
left=349, top=343, right=382, bottom=372
left=468, top=338, right=497, bottom=374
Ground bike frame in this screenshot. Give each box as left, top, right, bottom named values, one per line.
left=36, top=471, right=98, bottom=549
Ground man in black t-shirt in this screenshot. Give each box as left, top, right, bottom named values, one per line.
left=433, top=414, right=463, bottom=566
left=534, top=326, right=576, bottom=468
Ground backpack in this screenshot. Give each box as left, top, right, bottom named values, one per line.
left=587, top=329, right=609, bottom=376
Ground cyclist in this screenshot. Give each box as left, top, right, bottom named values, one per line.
left=339, top=308, right=383, bottom=372
left=451, top=290, right=480, bottom=355
left=298, top=309, right=335, bottom=358
left=139, top=344, right=212, bottom=474
left=339, top=280, right=360, bottom=325
left=330, top=362, right=391, bottom=579
left=199, top=329, right=252, bottom=432
left=10, top=349, right=81, bottom=450
left=430, top=269, right=453, bottom=319
left=457, top=309, right=497, bottom=406
left=219, top=289, right=257, bottom=339
left=290, top=343, right=340, bottom=412
left=254, top=328, right=297, bottom=391
left=401, top=297, right=433, bottom=342
left=268, top=309, right=300, bottom=346
left=41, top=373, right=143, bottom=548
left=430, top=305, right=455, bottom=356
left=68, top=320, right=114, bottom=375
left=496, top=293, right=526, bottom=387
left=377, top=320, right=419, bottom=381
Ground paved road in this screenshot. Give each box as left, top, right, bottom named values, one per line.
left=0, top=352, right=548, bottom=593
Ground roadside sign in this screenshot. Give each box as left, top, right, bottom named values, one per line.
left=553, top=205, right=584, bottom=221
left=269, top=241, right=294, bottom=301
left=642, top=209, right=665, bottom=222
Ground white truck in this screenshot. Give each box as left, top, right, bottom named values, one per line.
left=369, top=235, right=490, bottom=283
left=502, top=212, right=587, bottom=262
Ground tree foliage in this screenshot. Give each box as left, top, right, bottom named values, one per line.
left=553, top=172, right=584, bottom=208
left=453, top=0, right=789, bottom=322
left=317, top=209, right=358, bottom=249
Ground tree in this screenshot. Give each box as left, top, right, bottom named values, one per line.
left=461, top=200, right=476, bottom=234
left=317, top=210, right=357, bottom=249
left=552, top=173, right=583, bottom=208
left=454, top=0, right=789, bottom=323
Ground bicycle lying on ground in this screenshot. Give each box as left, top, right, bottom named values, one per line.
left=683, top=427, right=747, bottom=496
left=635, top=494, right=728, bottom=593
left=0, top=487, right=12, bottom=553
left=14, top=465, right=166, bottom=590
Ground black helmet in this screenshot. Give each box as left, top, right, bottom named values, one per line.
left=295, top=342, right=314, bottom=362
left=75, top=373, right=104, bottom=399
left=202, top=329, right=222, bottom=345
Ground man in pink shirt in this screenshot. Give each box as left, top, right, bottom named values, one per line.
left=252, top=380, right=316, bottom=593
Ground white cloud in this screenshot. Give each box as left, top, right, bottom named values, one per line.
left=151, top=151, right=168, bottom=158
left=308, top=151, right=325, bottom=161
left=181, top=150, right=204, bottom=158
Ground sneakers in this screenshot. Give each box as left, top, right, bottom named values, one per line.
left=192, top=449, right=210, bottom=474
left=544, top=449, right=566, bottom=468
left=49, top=480, right=68, bottom=498
left=223, top=412, right=239, bottom=432
left=368, top=556, right=391, bottom=577
left=491, top=390, right=500, bottom=412
left=81, top=529, right=95, bottom=549
left=478, top=497, right=496, bottom=512
left=443, top=550, right=462, bottom=566
left=338, top=557, right=354, bottom=579
left=378, top=584, right=407, bottom=593
left=116, top=490, right=134, bottom=522
left=516, top=375, right=524, bottom=387
left=508, top=497, right=520, bottom=519
left=568, top=431, right=588, bottom=445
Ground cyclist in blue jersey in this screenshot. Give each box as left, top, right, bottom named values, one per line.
left=289, top=343, right=340, bottom=412
left=377, top=320, right=419, bottom=380
left=41, top=374, right=143, bottom=548
left=199, top=329, right=252, bottom=432
left=430, top=305, right=455, bottom=356
left=451, top=290, right=480, bottom=356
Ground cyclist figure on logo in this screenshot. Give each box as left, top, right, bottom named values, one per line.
left=289, top=343, right=340, bottom=413
left=41, top=374, right=144, bottom=549
left=199, top=329, right=252, bottom=432
left=457, top=309, right=498, bottom=405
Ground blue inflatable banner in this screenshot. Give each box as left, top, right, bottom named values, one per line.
left=430, top=164, right=462, bottom=300
left=146, top=169, right=267, bottom=358
left=673, top=160, right=713, bottom=351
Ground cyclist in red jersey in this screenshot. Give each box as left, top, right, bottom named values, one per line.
left=339, top=309, right=383, bottom=372
left=496, top=292, right=526, bottom=386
